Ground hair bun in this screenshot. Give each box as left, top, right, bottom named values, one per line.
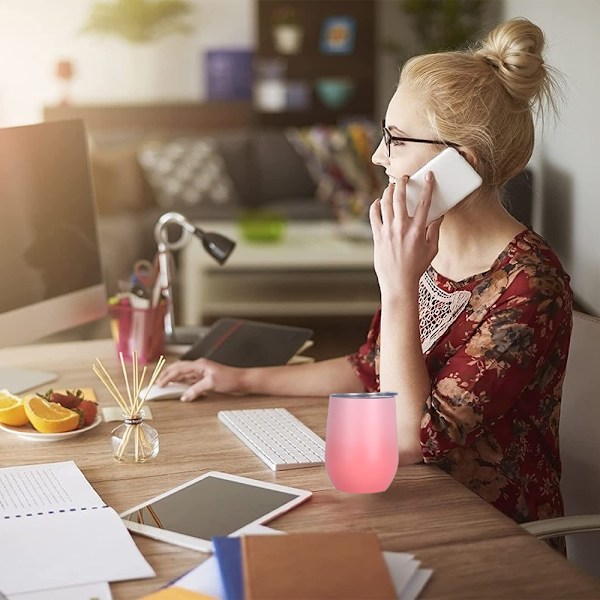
left=476, top=17, right=547, bottom=106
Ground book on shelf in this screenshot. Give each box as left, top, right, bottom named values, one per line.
left=212, top=532, right=396, bottom=600
left=0, top=461, right=154, bottom=595
left=180, top=318, right=313, bottom=367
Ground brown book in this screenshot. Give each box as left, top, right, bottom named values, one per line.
left=241, top=532, right=396, bottom=600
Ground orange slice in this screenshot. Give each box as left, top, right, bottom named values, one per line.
left=0, top=390, right=29, bottom=426
left=24, top=396, right=80, bottom=433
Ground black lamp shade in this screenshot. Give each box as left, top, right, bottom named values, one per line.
left=196, top=230, right=236, bottom=265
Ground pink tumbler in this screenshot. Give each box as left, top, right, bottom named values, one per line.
left=326, top=392, right=399, bottom=493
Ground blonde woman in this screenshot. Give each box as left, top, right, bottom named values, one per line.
left=158, top=18, right=572, bottom=544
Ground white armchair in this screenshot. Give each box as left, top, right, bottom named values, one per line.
left=520, top=311, right=600, bottom=578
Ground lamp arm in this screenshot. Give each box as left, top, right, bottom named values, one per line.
left=153, top=212, right=235, bottom=342
left=154, top=211, right=196, bottom=251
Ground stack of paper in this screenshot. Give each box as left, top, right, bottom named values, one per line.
left=0, top=461, right=155, bottom=596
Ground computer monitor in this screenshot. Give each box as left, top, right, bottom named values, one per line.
left=0, top=119, right=107, bottom=392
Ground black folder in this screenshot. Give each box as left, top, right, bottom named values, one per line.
left=180, top=318, right=313, bottom=367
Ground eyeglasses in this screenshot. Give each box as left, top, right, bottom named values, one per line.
left=381, top=120, right=459, bottom=157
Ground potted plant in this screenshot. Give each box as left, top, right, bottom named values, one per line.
left=81, top=0, right=194, bottom=44
left=271, top=6, right=303, bottom=55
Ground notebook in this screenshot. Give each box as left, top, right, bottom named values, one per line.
left=180, top=318, right=313, bottom=367
left=0, top=461, right=154, bottom=595
left=240, top=532, right=396, bottom=600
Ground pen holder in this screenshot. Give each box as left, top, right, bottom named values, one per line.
left=111, top=410, right=159, bottom=463
left=109, top=301, right=167, bottom=365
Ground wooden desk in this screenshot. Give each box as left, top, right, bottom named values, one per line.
left=1, top=340, right=599, bottom=599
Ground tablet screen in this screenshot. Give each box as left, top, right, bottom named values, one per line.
left=120, top=472, right=311, bottom=550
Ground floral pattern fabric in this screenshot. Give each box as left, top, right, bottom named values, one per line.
left=348, top=229, right=573, bottom=536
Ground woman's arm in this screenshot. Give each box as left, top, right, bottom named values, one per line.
left=156, top=355, right=365, bottom=401
left=370, top=175, right=442, bottom=464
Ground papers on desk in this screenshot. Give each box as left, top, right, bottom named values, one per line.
left=155, top=525, right=432, bottom=600
left=0, top=461, right=154, bottom=596
left=9, top=582, right=113, bottom=600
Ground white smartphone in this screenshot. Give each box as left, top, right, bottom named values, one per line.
left=405, top=147, right=483, bottom=224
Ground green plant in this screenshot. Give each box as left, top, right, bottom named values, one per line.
left=385, top=0, right=487, bottom=61
left=81, top=0, right=194, bottom=44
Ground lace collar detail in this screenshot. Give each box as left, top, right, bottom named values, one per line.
left=419, top=270, right=471, bottom=353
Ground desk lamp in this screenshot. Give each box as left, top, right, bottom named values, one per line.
left=154, top=212, right=236, bottom=342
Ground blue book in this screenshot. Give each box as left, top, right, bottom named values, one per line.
left=212, top=536, right=244, bottom=600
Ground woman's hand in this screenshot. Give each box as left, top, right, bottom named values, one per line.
left=155, top=358, right=248, bottom=401
left=369, top=172, right=442, bottom=299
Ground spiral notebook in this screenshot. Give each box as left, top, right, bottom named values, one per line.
left=0, top=461, right=154, bottom=595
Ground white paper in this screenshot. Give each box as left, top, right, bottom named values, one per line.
left=173, top=556, right=224, bottom=599
left=383, top=552, right=420, bottom=597
left=8, top=581, right=113, bottom=600
left=0, top=461, right=103, bottom=515
left=0, top=461, right=155, bottom=595
left=401, top=569, right=434, bottom=600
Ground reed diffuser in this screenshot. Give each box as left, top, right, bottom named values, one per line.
left=93, top=351, right=165, bottom=463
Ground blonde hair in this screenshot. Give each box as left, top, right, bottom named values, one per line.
left=400, top=18, right=562, bottom=187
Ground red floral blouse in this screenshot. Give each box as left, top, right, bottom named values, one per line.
left=349, top=229, right=573, bottom=532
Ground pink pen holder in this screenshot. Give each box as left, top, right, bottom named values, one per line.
left=325, top=392, right=399, bottom=494
left=109, top=301, right=167, bottom=365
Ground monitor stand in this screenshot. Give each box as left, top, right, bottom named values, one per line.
left=0, top=366, right=57, bottom=395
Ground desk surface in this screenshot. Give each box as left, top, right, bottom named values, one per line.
left=1, top=339, right=599, bottom=599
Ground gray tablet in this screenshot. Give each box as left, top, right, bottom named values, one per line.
left=119, top=471, right=311, bottom=552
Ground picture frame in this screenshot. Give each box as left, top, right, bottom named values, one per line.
left=320, top=15, right=356, bottom=55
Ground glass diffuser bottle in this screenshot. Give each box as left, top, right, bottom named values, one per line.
left=111, top=410, right=159, bottom=463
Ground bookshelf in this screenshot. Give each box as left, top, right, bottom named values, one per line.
left=254, top=0, right=376, bottom=127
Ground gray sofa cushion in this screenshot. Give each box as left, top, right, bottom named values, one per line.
left=252, top=131, right=318, bottom=205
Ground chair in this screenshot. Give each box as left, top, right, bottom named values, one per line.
left=521, top=311, right=600, bottom=579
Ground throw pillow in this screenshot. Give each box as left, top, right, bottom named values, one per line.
left=138, top=138, right=239, bottom=214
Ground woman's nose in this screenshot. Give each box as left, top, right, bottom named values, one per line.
left=372, top=138, right=388, bottom=167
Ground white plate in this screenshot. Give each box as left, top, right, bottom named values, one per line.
left=0, top=414, right=103, bottom=442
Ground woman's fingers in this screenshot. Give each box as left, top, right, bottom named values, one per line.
left=156, top=360, right=202, bottom=387
left=379, top=183, right=395, bottom=224
left=369, top=197, right=382, bottom=232
left=413, top=171, right=435, bottom=229
left=180, top=380, right=208, bottom=402
left=392, top=175, right=410, bottom=222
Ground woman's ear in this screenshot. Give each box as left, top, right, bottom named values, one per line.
left=458, top=148, right=479, bottom=170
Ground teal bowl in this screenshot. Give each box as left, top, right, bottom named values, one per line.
left=315, top=77, right=356, bottom=109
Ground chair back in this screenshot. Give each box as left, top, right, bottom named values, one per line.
left=560, top=311, right=600, bottom=577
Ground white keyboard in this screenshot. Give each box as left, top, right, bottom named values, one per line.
left=218, top=408, right=325, bottom=471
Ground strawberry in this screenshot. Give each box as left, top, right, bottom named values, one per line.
left=77, top=399, right=98, bottom=427
left=49, top=391, right=83, bottom=410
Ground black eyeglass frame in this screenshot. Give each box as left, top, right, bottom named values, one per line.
left=381, top=120, right=460, bottom=157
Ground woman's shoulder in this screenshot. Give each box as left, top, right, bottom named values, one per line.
left=506, top=228, right=569, bottom=280
left=467, top=228, right=572, bottom=320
